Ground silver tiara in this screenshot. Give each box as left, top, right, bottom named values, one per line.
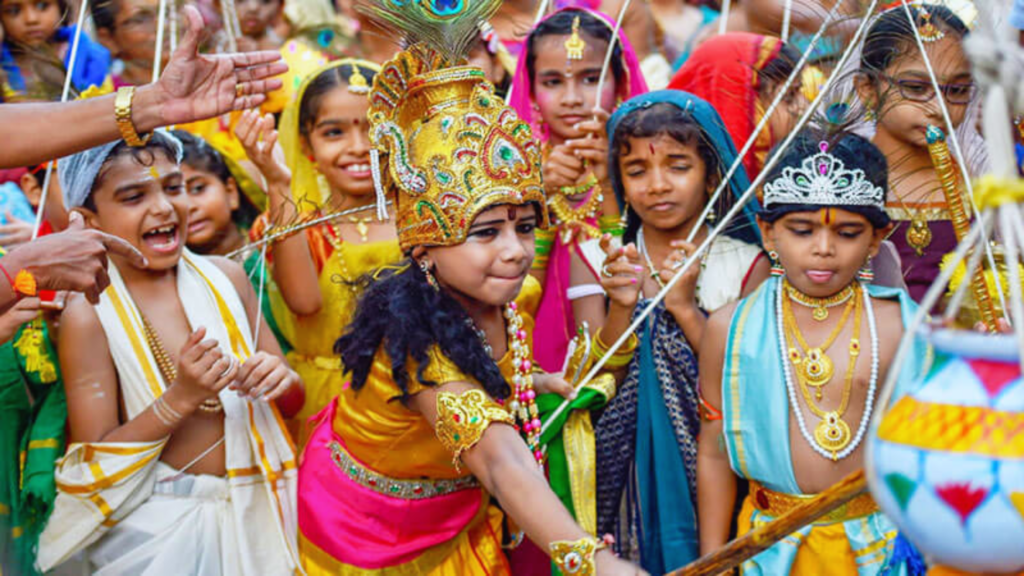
left=763, top=142, right=885, bottom=210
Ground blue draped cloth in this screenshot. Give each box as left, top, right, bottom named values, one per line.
left=1, top=26, right=111, bottom=97
left=595, top=89, right=763, bottom=573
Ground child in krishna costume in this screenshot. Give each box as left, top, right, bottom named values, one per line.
left=296, top=1, right=644, bottom=575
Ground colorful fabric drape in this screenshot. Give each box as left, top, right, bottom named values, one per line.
left=668, top=33, right=784, bottom=182
left=1, top=26, right=111, bottom=100
left=0, top=318, right=64, bottom=576
left=722, top=278, right=928, bottom=574
left=508, top=7, right=649, bottom=373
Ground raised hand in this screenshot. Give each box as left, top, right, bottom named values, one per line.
left=172, top=327, right=239, bottom=409
left=233, top=351, right=299, bottom=402
left=660, top=239, right=703, bottom=320
left=599, top=234, right=643, bottom=311
left=234, top=109, right=290, bottom=188
left=544, top=144, right=587, bottom=194
left=567, top=109, right=610, bottom=183
left=154, top=5, right=288, bottom=127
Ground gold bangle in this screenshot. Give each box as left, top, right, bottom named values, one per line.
left=549, top=537, right=606, bottom=575
left=114, top=86, right=152, bottom=147
left=593, top=328, right=638, bottom=369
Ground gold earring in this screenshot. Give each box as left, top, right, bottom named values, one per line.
left=419, top=259, right=439, bottom=291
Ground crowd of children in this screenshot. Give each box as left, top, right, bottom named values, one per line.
left=0, top=0, right=1017, bottom=574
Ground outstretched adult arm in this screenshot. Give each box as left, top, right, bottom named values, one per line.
left=0, top=5, right=287, bottom=169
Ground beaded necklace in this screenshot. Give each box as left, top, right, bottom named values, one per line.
left=140, top=315, right=224, bottom=414
left=775, top=280, right=879, bottom=462
left=498, top=302, right=544, bottom=466
left=324, top=222, right=359, bottom=296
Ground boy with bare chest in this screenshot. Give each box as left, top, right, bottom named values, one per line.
left=697, top=131, right=929, bottom=575
left=37, top=132, right=302, bottom=576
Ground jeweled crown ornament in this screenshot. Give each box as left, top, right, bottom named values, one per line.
left=347, top=62, right=370, bottom=94
left=564, top=16, right=586, bottom=61
left=360, top=0, right=548, bottom=251
left=763, top=141, right=886, bottom=210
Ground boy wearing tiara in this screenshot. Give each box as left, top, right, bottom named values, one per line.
left=36, top=131, right=302, bottom=575
left=696, top=131, right=929, bottom=574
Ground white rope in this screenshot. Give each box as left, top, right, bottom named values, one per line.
left=781, top=0, right=793, bottom=42
left=252, top=241, right=269, bottom=347
left=33, top=0, right=89, bottom=241
left=152, top=0, right=168, bottom=82
left=685, top=0, right=844, bottom=244
left=898, top=0, right=1008, bottom=317
left=718, top=0, right=731, bottom=35
left=220, top=0, right=238, bottom=52
left=541, top=0, right=882, bottom=434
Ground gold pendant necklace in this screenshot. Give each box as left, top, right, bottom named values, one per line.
left=347, top=215, right=373, bottom=243
left=783, top=279, right=856, bottom=398
left=782, top=283, right=862, bottom=460
left=906, top=215, right=933, bottom=256
left=784, top=282, right=855, bottom=321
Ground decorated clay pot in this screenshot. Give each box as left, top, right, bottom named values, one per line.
left=868, top=329, right=1024, bottom=573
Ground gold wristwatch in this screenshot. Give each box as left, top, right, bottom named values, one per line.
left=114, top=86, right=152, bottom=147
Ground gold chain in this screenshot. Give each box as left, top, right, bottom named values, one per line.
left=784, top=281, right=855, bottom=321
left=782, top=279, right=855, bottom=397
left=782, top=283, right=863, bottom=459
left=140, top=314, right=224, bottom=414
left=325, top=222, right=359, bottom=295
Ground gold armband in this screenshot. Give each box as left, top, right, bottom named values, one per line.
left=593, top=328, right=639, bottom=370
left=435, top=389, right=514, bottom=468
left=114, top=86, right=151, bottom=147
left=549, top=537, right=607, bottom=575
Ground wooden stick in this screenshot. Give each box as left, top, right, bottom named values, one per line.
left=666, top=470, right=868, bottom=576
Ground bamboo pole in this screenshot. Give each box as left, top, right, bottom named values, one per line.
left=666, top=470, right=868, bottom=576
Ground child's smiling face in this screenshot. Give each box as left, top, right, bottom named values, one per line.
left=0, top=0, right=62, bottom=48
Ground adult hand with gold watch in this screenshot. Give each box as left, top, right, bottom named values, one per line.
left=0, top=4, right=288, bottom=169
left=0, top=213, right=146, bottom=313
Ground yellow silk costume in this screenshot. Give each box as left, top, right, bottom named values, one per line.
left=284, top=233, right=402, bottom=438
left=299, top=277, right=541, bottom=575
left=270, top=59, right=401, bottom=443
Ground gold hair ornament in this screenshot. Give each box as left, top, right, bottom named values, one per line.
left=917, top=8, right=946, bottom=43
left=564, top=16, right=586, bottom=61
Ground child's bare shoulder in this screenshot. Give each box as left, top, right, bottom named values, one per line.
left=60, top=292, right=103, bottom=335
left=869, top=294, right=906, bottom=333
left=207, top=255, right=250, bottom=290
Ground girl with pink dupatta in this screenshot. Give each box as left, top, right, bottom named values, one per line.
left=509, top=7, right=648, bottom=374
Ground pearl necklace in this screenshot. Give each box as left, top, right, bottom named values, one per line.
left=501, top=302, right=544, bottom=466
left=775, top=279, right=879, bottom=462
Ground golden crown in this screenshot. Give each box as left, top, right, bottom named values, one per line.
left=360, top=0, right=547, bottom=251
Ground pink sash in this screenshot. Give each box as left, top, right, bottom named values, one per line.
left=298, top=401, right=486, bottom=569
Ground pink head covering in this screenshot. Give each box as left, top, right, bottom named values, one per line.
left=508, top=7, right=649, bottom=143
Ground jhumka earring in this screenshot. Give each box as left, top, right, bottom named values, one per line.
left=419, top=259, right=439, bottom=291
left=564, top=16, right=586, bottom=61
left=857, top=258, right=875, bottom=283
left=769, top=250, right=785, bottom=277
left=619, top=204, right=630, bottom=230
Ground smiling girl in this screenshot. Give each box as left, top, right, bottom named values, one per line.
left=856, top=4, right=974, bottom=303
left=236, top=59, right=401, bottom=444
left=508, top=7, right=648, bottom=374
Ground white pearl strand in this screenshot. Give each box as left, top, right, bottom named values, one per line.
left=775, top=279, right=879, bottom=461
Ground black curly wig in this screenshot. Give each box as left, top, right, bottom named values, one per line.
left=335, top=260, right=511, bottom=400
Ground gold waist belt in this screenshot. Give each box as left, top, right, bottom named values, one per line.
left=748, top=481, right=879, bottom=525
left=328, top=441, right=479, bottom=500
